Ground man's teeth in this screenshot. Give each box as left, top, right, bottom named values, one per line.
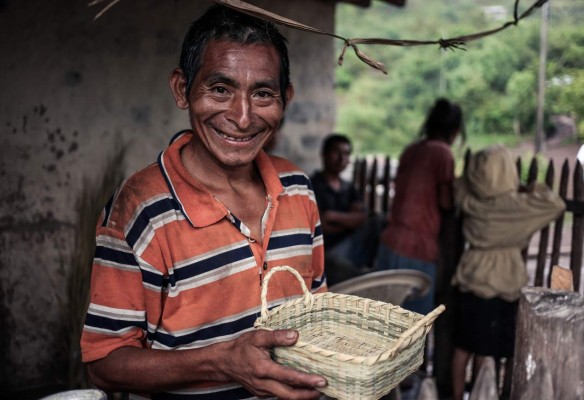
left=218, top=131, right=253, bottom=142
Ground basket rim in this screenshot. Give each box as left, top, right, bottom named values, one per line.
left=255, top=291, right=445, bottom=366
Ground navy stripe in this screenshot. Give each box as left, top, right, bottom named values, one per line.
left=101, top=194, right=115, bottom=227
left=95, top=245, right=139, bottom=267
left=311, top=274, right=325, bottom=290
left=149, top=313, right=257, bottom=348
left=168, top=129, right=191, bottom=145
left=95, top=244, right=166, bottom=289
left=314, top=224, right=323, bottom=238
left=171, top=246, right=253, bottom=282
left=151, top=386, right=253, bottom=400
left=141, top=268, right=166, bottom=288
left=85, top=313, right=147, bottom=333
left=126, top=197, right=180, bottom=248
left=267, top=232, right=312, bottom=250
left=229, top=214, right=243, bottom=232
left=279, top=173, right=311, bottom=189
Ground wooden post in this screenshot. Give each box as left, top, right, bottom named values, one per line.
left=511, top=287, right=584, bottom=399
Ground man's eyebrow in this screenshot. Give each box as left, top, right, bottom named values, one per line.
left=203, top=74, right=279, bottom=91
left=251, top=79, right=280, bottom=91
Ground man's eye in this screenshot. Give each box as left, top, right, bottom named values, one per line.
left=256, top=90, right=274, bottom=98
left=212, top=86, right=228, bottom=94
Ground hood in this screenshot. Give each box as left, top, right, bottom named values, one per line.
left=466, top=144, right=519, bottom=199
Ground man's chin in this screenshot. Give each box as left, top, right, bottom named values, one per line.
left=220, top=153, right=259, bottom=170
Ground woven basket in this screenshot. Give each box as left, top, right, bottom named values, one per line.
left=254, top=266, right=445, bottom=400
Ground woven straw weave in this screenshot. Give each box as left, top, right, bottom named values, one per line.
left=254, top=266, right=445, bottom=400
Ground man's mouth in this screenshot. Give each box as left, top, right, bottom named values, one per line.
left=216, top=128, right=256, bottom=142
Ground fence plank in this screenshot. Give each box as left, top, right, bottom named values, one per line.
left=534, top=160, right=555, bottom=287
left=382, top=156, right=391, bottom=214
left=368, top=157, right=378, bottom=212
left=516, top=156, right=522, bottom=179
left=570, top=162, right=583, bottom=292
left=521, top=158, right=539, bottom=263
left=548, top=160, right=570, bottom=286
left=352, top=156, right=361, bottom=192
left=355, top=158, right=367, bottom=201
left=527, top=157, right=538, bottom=184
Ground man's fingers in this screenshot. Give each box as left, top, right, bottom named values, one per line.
left=251, top=329, right=299, bottom=348
left=264, top=362, right=327, bottom=390
left=230, top=329, right=327, bottom=399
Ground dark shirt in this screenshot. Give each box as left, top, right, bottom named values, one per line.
left=311, top=171, right=361, bottom=248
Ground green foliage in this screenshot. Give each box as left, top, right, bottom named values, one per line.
left=335, top=0, right=583, bottom=156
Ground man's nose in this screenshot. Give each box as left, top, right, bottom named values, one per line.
left=228, top=93, right=252, bottom=130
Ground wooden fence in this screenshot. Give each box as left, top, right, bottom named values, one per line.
left=352, top=151, right=584, bottom=292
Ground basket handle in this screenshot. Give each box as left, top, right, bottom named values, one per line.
left=390, top=304, right=446, bottom=355
left=260, top=265, right=313, bottom=318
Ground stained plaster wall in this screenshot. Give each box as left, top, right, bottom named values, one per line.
left=0, top=0, right=335, bottom=394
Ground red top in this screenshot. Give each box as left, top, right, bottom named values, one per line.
left=380, top=139, right=454, bottom=262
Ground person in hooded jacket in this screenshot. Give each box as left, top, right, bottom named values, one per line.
left=451, top=144, right=565, bottom=400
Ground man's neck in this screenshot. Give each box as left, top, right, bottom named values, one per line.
left=322, top=170, right=342, bottom=190
left=180, top=141, right=259, bottom=194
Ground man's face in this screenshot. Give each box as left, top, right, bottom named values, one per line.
left=323, top=141, right=351, bottom=175
left=175, top=39, right=292, bottom=170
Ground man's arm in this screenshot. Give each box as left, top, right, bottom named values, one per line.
left=87, top=329, right=326, bottom=399
left=320, top=209, right=367, bottom=234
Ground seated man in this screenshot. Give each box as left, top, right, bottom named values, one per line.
left=311, top=134, right=383, bottom=285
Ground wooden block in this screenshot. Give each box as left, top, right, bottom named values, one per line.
left=550, top=265, right=573, bottom=291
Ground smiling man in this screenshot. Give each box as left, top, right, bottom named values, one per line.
left=80, top=5, right=327, bottom=400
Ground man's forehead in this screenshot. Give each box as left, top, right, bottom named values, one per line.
left=197, top=39, right=281, bottom=82
left=203, top=38, right=279, bottom=59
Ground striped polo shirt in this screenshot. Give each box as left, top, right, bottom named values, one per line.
left=81, top=131, right=326, bottom=399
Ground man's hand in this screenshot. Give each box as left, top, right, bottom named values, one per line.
left=218, top=329, right=327, bottom=399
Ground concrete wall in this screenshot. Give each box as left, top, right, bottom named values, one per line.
left=0, top=0, right=335, bottom=395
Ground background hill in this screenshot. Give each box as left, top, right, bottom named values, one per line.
left=334, top=0, right=584, bottom=161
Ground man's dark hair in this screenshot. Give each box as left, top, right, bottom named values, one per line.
left=322, top=133, right=352, bottom=154
left=420, top=97, right=466, bottom=142
left=179, top=5, right=291, bottom=108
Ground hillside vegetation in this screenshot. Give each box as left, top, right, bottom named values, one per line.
left=334, top=0, right=584, bottom=157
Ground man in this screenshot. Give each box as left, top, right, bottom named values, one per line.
left=311, top=134, right=382, bottom=285
left=80, top=6, right=327, bottom=400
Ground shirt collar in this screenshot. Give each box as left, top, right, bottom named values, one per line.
left=157, top=130, right=283, bottom=227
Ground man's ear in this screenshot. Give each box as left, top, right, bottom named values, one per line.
left=284, top=84, right=295, bottom=110
left=169, top=68, right=189, bottom=110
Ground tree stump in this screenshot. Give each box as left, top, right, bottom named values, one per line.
left=511, top=287, right=584, bottom=399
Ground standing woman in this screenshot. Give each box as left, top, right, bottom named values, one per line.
left=376, top=98, right=464, bottom=315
